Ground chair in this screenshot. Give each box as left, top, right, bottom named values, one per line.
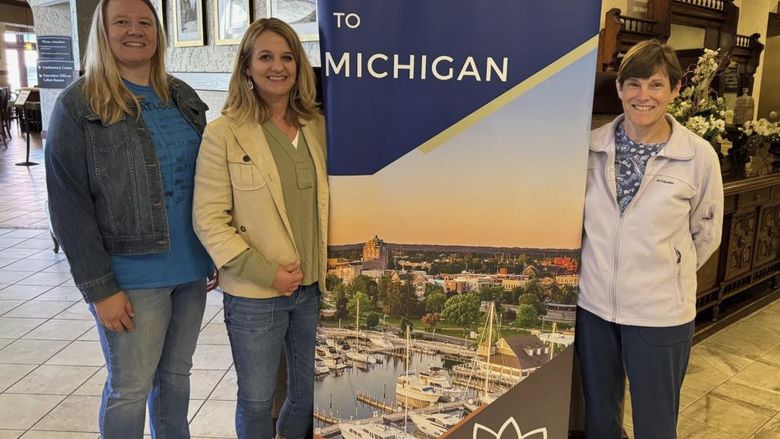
left=4, top=89, right=21, bottom=135
left=0, top=89, right=10, bottom=147
left=16, top=101, right=41, bottom=167
left=23, top=101, right=42, bottom=133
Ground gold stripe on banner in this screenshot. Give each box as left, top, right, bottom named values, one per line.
left=419, top=34, right=599, bottom=154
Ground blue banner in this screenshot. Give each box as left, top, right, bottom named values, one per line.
left=318, top=1, right=601, bottom=437
left=320, top=1, right=600, bottom=176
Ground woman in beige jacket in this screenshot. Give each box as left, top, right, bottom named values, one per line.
left=192, top=18, right=328, bottom=439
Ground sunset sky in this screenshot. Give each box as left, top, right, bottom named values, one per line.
left=328, top=51, right=597, bottom=249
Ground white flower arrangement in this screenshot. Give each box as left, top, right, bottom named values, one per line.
left=741, top=116, right=780, bottom=140
left=667, top=48, right=732, bottom=144
left=738, top=111, right=780, bottom=177
left=685, top=114, right=727, bottom=141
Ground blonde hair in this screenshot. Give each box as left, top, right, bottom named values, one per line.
left=83, top=0, right=170, bottom=124
left=222, top=18, right=319, bottom=127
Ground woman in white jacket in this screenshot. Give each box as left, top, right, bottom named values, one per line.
left=576, top=40, right=723, bottom=439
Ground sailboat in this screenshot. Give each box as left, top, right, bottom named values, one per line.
left=418, top=367, right=466, bottom=400
left=317, top=346, right=348, bottom=371
left=395, top=326, right=442, bottom=408
left=339, top=422, right=415, bottom=439
left=463, top=302, right=500, bottom=411
left=348, top=296, right=378, bottom=365
left=315, top=358, right=329, bottom=376
left=345, top=349, right=377, bottom=365
left=409, top=412, right=462, bottom=437
left=369, top=334, right=392, bottom=348
left=395, top=373, right=443, bottom=408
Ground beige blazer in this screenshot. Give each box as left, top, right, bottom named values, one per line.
left=193, top=113, right=329, bottom=298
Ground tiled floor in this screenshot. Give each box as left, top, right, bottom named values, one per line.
left=0, top=226, right=236, bottom=438
left=620, top=300, right=780, bottom=438
left=0, top=133, right=239, bottom=438
left=0, top=131, right=48, bottom=230
left=1, top=132, right=780, bottom=438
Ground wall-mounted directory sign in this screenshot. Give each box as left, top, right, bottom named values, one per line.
left=37, top=36, right=75, bottom=89
left=38, top=60, right=76, bottom=89
left=37, top=36, right=72, bottom=61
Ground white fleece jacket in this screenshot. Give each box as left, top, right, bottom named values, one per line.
left=578, top=115, right=724, bottom=327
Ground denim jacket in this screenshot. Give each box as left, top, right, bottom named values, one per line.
left=45, top=77, right=208, bottom=303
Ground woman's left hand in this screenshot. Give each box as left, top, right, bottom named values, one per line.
left=272, top=261, right=303, bottom=296
left=207, top=269, right=219, bottom=291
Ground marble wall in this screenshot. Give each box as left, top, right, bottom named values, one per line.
left=29, top=0, right=324, bottom=129
left=194, top=89, right=230, bottom=121
left=30, top=2, right=73, bottom=134
left=163, top=0, right=321, bottom=121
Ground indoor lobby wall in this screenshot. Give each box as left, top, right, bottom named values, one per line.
left=163, top=0, right=321, bottom=121
left=667, top=24, right=706, bottom=50
left=758, top=35, right=780, bottom=118
left=0, top=24, right=7, bottom=87
left=600, top=0, right=629, bottom=28
left=28, top=0, right=98, bottom=134
left=29, top=0, right=322, bottom=132
left=26, top=0, right=777, bottom=133
left=732, top=0, right=776, bottom=115
left=596, top=0, right=778, bottom=114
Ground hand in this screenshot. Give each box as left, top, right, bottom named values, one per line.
left=271, top=261, right=303, bottom=296
left=207, top=268, right=219, bottom=291
left=94, top=291, right=135, bottom=332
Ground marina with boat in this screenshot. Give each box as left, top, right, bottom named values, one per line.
left=313, top=303, right=569, bottom=438
left=316, top=236, right=580, bottom=437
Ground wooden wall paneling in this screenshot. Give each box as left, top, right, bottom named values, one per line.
left=724, top=208, right=757, bottom=279
left=753, top=203, right=780, bottom=267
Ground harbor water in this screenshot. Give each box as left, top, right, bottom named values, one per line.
left=314, top=352, right=459, bottom=427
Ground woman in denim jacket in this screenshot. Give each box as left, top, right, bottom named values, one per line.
left=44, top=0, right=212, bottom=437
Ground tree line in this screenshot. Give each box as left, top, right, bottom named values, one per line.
left=324, top=273, right=578, bottom=335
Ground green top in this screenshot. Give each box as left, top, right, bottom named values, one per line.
left=265, top=120, right=319, bottom=285
left=222, top=121, right=320, bottom=289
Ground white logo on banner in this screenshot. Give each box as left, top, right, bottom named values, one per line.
left=472, top=417, right=548, bottom=439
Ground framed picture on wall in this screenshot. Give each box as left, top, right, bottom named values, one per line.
left=214, top=0, right=253, bottom=45
left=268, top=0, right=318, bottom=41
left=627, top=0, right=651, bottom=18
left=151, top=0, right=166, bottom=36
left=173, top=0, right=206, bottom=47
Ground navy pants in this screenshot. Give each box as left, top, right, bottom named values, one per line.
left=575, top=307, right=694, bottom=439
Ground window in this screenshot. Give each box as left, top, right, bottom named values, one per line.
left=24, top=46, right=38, bottom=87
left=3, top=31, right=38, bottom=88
left=4, top=47, right=21, bottom=90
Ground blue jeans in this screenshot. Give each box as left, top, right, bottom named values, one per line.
left=90, top=279, right=207, bottom=439
left=575, top=307, right=694, bottom=439
left=224, top=284, right=319, bottom=439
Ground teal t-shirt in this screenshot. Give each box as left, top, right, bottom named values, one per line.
left=110, top=80, right=212, bottom=289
